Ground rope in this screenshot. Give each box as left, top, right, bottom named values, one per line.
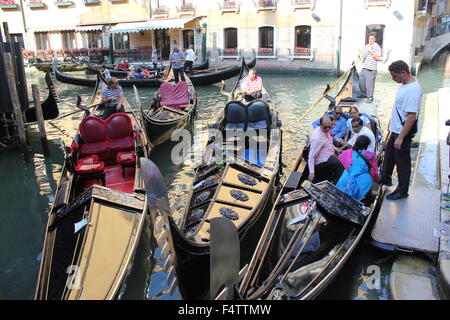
left=298, top=60, right=360, bottom=123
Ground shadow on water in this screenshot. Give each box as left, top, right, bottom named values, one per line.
left=1, top=54, right=447, bottom=299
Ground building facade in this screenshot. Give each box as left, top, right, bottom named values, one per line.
left=1, top=0, right=444, bottom=72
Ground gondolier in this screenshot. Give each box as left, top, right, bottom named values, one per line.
left=100, top=77, right=125, bottom=119
left=380, top=60, right=422, bottom=201
left=358, top=33, right=381, bottom=104
left=169, top=44, right=185, bottom=83
left=184, top=45, right=196, bottom=75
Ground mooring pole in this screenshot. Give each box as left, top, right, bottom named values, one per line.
left=32, top=84, right=49, bottom=155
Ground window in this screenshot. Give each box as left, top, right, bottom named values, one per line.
left=113, top=33, right=130, bottom=50
left=61, top=31, right=76, bottom=49
left=259, top=26, right=274, bottom=49
left=295, top=26, right=311, bottom=54
left=35, top=32, right=49, bottom=50
left=224, top=27, right=237, bottom=49
left=87, top=31, right=103, bottom=48
left=365, top=24, right=384, bottom=49
left=182, top=30, right=194, bottom=49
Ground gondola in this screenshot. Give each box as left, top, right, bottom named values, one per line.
left=25, top=73, right=59, bottom=122
left=141, top=67, right=197, bottom=147
left=85, top=58, right=210, bottom=78
left=165, top=57, right=282, bottom=299
left=35, top=74, right=151, bottom=300
left=229, top=65, right=388, bottom=300
left=53, top=58, right=256, bottom=88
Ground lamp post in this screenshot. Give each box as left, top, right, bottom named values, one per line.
left=202, top=23, right=207, bottom=62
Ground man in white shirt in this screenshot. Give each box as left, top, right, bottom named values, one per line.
left=380, top=60, right=422, bottom=200
left=358, top=33, right=382, bottom=104
left=183, top=44, right=196, bottom=75
left=347, top=117, right=376, bottom=153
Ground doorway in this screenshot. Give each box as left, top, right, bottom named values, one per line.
left=155, top=29, right=171, bottom=59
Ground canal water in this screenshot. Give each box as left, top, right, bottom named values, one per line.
left=0, top=51, right=447, bottom=300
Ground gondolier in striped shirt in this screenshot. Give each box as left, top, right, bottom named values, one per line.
left=100, top=77, right=125, bottom=119
left=358, top=33, right=382, bottom=104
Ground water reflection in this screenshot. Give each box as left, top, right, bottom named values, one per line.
left=0, top=53, right=447, bottom=299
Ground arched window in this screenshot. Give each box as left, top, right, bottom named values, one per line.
left=294, top=25, right=311, bottom=55
left=259, top=26, right=274, bottom=50
left=224, top=27, right=238, bottom=50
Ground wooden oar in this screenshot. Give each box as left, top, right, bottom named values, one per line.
left=210, top=217, right=240, bottom=300
left=298, top=59, right=360, bottom=123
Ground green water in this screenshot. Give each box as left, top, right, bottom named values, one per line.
left=0, top=52, right=447, bottom=300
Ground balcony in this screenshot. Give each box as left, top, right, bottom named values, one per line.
left=177, top=3, right=195, bottom=16
left=292, top=0, right=315, bottom=10
left=0, top=0, right=19, bottom=8
left=219, top=1, right=240, bottom=14
left=254, top=47, right=278, bottom=59
left=364, top=0, right=391, bottom=8
left=27, top=0, right=45, bottom=8
left=152, top=6, right=169, bottom=18
left=255, top=0, right=276, bottom=12
left=55, top=0, right=73, bottom=6
left=288, top=47, right=316, bottom=61
left=84, top=0, right=100, bottom=5
left=218, top=48, right=242, bottom=60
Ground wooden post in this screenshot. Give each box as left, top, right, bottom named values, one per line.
left=4, top=50, right=27, bottom=146
left=32, top=84, right=49, bottom=155
left=2, top=22, right=11, bottom=42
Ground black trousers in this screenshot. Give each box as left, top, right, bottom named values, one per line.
left=153, top=62, right=157, bottom=70
left=382, top=132, right=412, bottom=194
left=184, top=60, right=194, bottom=74
left=173, top=68, right=185, bottom=83
left=97, top=104, right=125, bottom=120
left=314, top=155, right=344, bottom=185
left=244, top=92, right=262, bottom=101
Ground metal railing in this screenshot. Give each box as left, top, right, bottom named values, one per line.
left=426, top=21, right=450, bottom=40
left=255, top=0, right=276, bottom=10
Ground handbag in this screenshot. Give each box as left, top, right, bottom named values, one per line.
left=395, top=104, right=417, bottom=139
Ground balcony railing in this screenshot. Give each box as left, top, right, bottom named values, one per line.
left=152, top=6, right=169, bottom=18
left=217, top=48, right=242, bottom=60
left=254, top=47, right=278, bottom=58
left=0, top=0, right=19, bottom=8
left=292, top=0, right=315, bottom=10
left=27, top=0, right=45, bottom=8
left=219, top=1, right=240, bottom=14
left=84, top=0, right=100, bottom=5
left=426, top=21, right=450, bottom=40
left=177, top=3, right=195, bottom=16
left=288, top=47, right=316, bottom=61
left=364, top=0, right=391, bottom=8
left=255, top=0, right=276, bottom=12
left=55, top=0, right=73, bottom=6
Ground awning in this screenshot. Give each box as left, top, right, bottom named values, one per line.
left=76, top=25, right=103, bottom=32
left=108, top=17, right=199, bottom=34
left=30, top=26, right=77, bottom=32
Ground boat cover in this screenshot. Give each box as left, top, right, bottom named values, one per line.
left=160, top=81, right=189, bottom=108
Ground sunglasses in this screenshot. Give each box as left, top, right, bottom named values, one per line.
left=334, top=112, right=342, bottom=115
left=322, top=126, right=332, bottom=130
left=352, top=125, right=361, bottom=129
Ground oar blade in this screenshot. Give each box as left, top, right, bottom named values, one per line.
left=140, top=158, right=171, bottom=215
left=210, top=217, right=240, bottom=300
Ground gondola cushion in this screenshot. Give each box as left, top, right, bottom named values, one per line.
left=224, top=101, right=247, bottom=130
left=77, top=155, right=99, bottom=165
left=105, top=113, right=134, bottom=139
left=247, top=101, right=271, bottom=130
left=116, top=151, right=136, bottom=165
left=108, top=136, right=134, bottom=152
left=80, top=141, right=108, bottom=156
left=75, top=161, right=104, bottom=174
left=160, top=81, right=190, bottom=107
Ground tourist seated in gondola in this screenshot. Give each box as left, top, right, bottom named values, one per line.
left=346, top=117, right=376, bottom=153
left=143, top=67, right=151, bottom=78
left=336, top=135, right=379, bottom=201
left=99, top=77, right=125, bottom=120
left=134, top=68, right=146, bottom=78
left=126, top=65, right=136, bottom=79
left=312, top=106, right=347, bottom=139
left=344, top=106, right=373, bottom=142
left=243, top=68, right=263, bottom=101
left=308, top=116, right=344, bottom=184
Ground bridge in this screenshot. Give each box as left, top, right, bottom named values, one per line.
left=423, top=21, right=450, bottom=62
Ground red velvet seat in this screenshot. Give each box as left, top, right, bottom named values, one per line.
left=79, top=116, right=108, bottom=157
left=105, top=113, right=135, bottom=152
left=77, top=155, right=99, bottom=165
left=116, top=151, right=136, bottom=178
left=75, top=161, right=106, bottom=187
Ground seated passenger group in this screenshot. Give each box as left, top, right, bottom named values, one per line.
left=308, top=108, right=379, bottom=201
